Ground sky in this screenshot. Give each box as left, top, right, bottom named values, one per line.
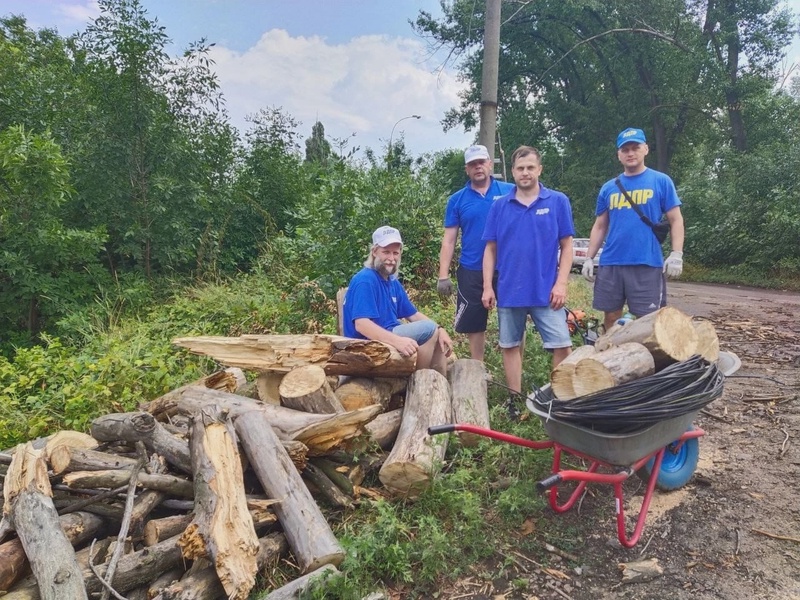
left=3, top=1, right=800, bottom=159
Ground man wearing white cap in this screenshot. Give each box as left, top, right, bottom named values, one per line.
left=582, top=128, right=685, bottom=331
left=437, top=144, right=514, bottom=361
left=343, top=226, right=453, bottom=375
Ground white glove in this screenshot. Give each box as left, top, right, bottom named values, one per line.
left=664, top=251, right=683, bottom=278
left=581, top=257, right=595, bottom=282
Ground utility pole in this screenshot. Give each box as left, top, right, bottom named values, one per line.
left=478, top=0, right=501, bottom=164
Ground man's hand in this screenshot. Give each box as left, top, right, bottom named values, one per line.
left=391, top=335, right=419, bottom=358
left=664, top=251, right=683, bottom=278
left=481, top=288, right=496, bottom=310
left=550, top=281, right=567, bottom=310
left=437, top=278, right=454, bottom=297
left=581, top=257, right=595, bottom=282
left=436, top=327, right=453, bottom=357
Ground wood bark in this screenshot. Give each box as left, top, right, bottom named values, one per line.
left=139, top=367, right=247, bottom=413
left=178, top=407, right=259, bottom=600
left=334, top=377, right=407, bottom=411
left=379, top=369, right=452, bottom=497
left=302, top=463, right=353, bottom=508
left=90, top=412, right=192, bottom=474
left=449, top=359, right=489, bottom=447
left=364, top=408, right=403, bottom=449
left=550, top=345, right=598, bottom=400
left=572, top=343, right=655, bottom=397
left=2, top=443, right=88, bottom=600
left=153, top=387, right=381, bottom=455
left=256, top=371, right=284, bottom=405
left=49, top=447, right=138, bottom=476
left=235, top=410, right=345, bottom=573
left=692, top=318, right=720, bottom=362
left=0, top=511, right=103, bottom=592
left=278, top=365, right=344, bottom=413
left=144, top=513, right=192, bottom=546
left=41, top=431, right=98, bottom=461
left=260, top=564, right=340, bottom=600
left=62, top=469, right=194, bottom=498
left=172, top=334, right=417, bottom=377
left=590, top=306, right=698, bottom=368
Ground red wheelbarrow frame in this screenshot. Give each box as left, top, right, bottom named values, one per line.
left=428, top=423, right=704, bottom=548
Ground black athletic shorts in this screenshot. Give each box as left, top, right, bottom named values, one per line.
left=454, top=265, right=497, bottom=334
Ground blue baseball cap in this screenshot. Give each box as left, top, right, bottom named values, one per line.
left=616, top=128, right=647, bottom=148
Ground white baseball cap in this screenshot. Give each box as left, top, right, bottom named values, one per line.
left=464, top=144, right=490, bottom=164
left=372, top=226, right=403, bottom=247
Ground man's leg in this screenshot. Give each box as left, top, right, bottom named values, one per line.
left=531, top=306, right=573, bottom=369
left=497, top=307, right=526, bottom=394
left=603, top=309, right=623, bottom=331
left=625, top=266, right=667, bottom=318
left=392, top=320, right=441, bottom=373
left=455, top=266, right=492, bottom=361
left=592, top=266, right=626, bottom=332
left=467, top=331, right=486, bottom=362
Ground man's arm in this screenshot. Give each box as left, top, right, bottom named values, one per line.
left=438, top=227, right=458, bottom=279
left=587, top=213, right=609, bottom=259
left=482, top=241, right=497, bottom=309
left=354, top=318, right=419, bottom=357
left=665, top=206, right=684, bottom=254
left=551, top=236, right=573, bottom=309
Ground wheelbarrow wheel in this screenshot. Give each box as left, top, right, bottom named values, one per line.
left=636, top=428, right=700, bottom=491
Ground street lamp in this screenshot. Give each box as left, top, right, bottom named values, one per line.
left=388, top=114, right=422, bottom=161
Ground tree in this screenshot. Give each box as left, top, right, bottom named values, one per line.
left=304, top=121, right=332, bottom=166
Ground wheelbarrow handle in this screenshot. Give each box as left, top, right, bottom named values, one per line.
left=536, top=473, right=563, bottom=492
left=428, top=424, right=456, bottom=436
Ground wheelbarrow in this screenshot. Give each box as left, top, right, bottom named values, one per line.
left=428, top=351, right=741, bottom=548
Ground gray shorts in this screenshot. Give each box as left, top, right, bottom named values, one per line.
left=454, top=265, right=497, bottom=334
left=592, top=265, right=667, bottom=316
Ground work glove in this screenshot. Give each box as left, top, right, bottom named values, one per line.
left=581, top=257, right=595, bottom=283
left=437, top=278, right=454, bottom=297
left=664, top=251, right=684, bottom=278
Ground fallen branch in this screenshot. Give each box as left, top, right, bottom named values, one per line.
left=751, top=529, right=800, bottom=543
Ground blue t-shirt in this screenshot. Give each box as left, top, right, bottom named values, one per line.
left=482, top=184, right=576, bottom=307
left=596, top=168, right=681, bottom=268
left=342, top=268, right=417, bottom=339
left=444, top=178, right=515, bottom=270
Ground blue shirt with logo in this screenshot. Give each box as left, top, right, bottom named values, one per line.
left=342, top=268, right=417, bottom=338
left=444, top=177, right=515, bottom=270
left=596, top=168, right=681, bottom=268
left=482, top=184, right=576, bottom=307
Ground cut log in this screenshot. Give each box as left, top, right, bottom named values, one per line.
left=302, top=463, right=353, bottom=508
left=0, top=511, right=103, bottom=592
left=279, top=365, right=344, bottom=413
left=256, top=371, right=284, bottom=405
left=334, top=377, right=407, bottom=411
left=449, top=359, right=489, bottom=446
left=178, top=406, right=259, bottom=600
left=154, top=387, right=381, bottom=455
left=235, top=410, right=345, bottom=574
left=49, top=446, right=138, bottom=476
left=364, top=408, right=403, bottom=449
left=379, top=369, right=452, bottom=497
left=90, top=412, right=191, bottom=474
left=41, top=431, right=98, bottom=461
left=589, top=306, right=698, bottom=369
left=692, top=318, right=720, bottom=362
left=260, top=564, right=341, bottom=600
left=2, top=444, right=87, bottom=600
left=61, top=469, right=194, bottom=498
left=145, top=513, right=192, bottom=547
left=550, top=345, right=598, bottom=400
left=572, top=343, right=655, bottom=397
left=172, top=334, right=417, bottom=377
left=139, top=367, right=247, bottom=412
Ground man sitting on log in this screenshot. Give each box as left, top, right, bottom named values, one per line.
left=343, top=226, right=453, bottom=376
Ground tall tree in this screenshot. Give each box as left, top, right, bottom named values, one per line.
left=304, top=121, right=332, bottom=166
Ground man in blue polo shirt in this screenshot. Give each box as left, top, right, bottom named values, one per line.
left=482, top=146, right=575, bottom=394
left=438, top=144, right=514, bottom=361
left=344, top=226, right=453, bottom=376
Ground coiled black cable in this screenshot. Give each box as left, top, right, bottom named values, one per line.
left=531, top=355, right=725, bottom=433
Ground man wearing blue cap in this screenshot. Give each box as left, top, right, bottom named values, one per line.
left=582, top=128, right=685, bottom=331
left=437, top=144, right=514, bottom=361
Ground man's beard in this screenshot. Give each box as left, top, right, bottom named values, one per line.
left=373, top=255, right=401, bottom=278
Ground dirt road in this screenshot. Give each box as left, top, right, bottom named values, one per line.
left=563, top=281, right=800, bottom=600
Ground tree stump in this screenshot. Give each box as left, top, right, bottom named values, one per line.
left=589, top=306, right=698, bottom=369
left=449, top=359, right=489, bottom=447
left=572, top=342, right=655, bottom=397
left=692, top=318, right=720, bottom=362
left=279, top=366, right=344, bottom=413
left=334, top=377, right=407, bottom=411
left=379, top=369, right=452, bottom=497
left=551, top=345, right=598, bottom=400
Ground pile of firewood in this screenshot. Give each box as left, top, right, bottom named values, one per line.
left=551, top=306, right=720, bottom=400
left=0, top=334, right=491, bottom=600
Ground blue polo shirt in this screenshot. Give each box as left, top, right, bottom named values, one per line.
left=444, top=178, right=515, bottom=270
left=596, top=168, right=681, bottom=268
left=342, top=268, right=417, bottom=338
left=482, top=184, right=576, bottom=307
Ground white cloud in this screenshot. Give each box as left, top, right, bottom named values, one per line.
left=209, top=29, right=472, bottom=157
left=55, top=1, right=99, bottom=24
